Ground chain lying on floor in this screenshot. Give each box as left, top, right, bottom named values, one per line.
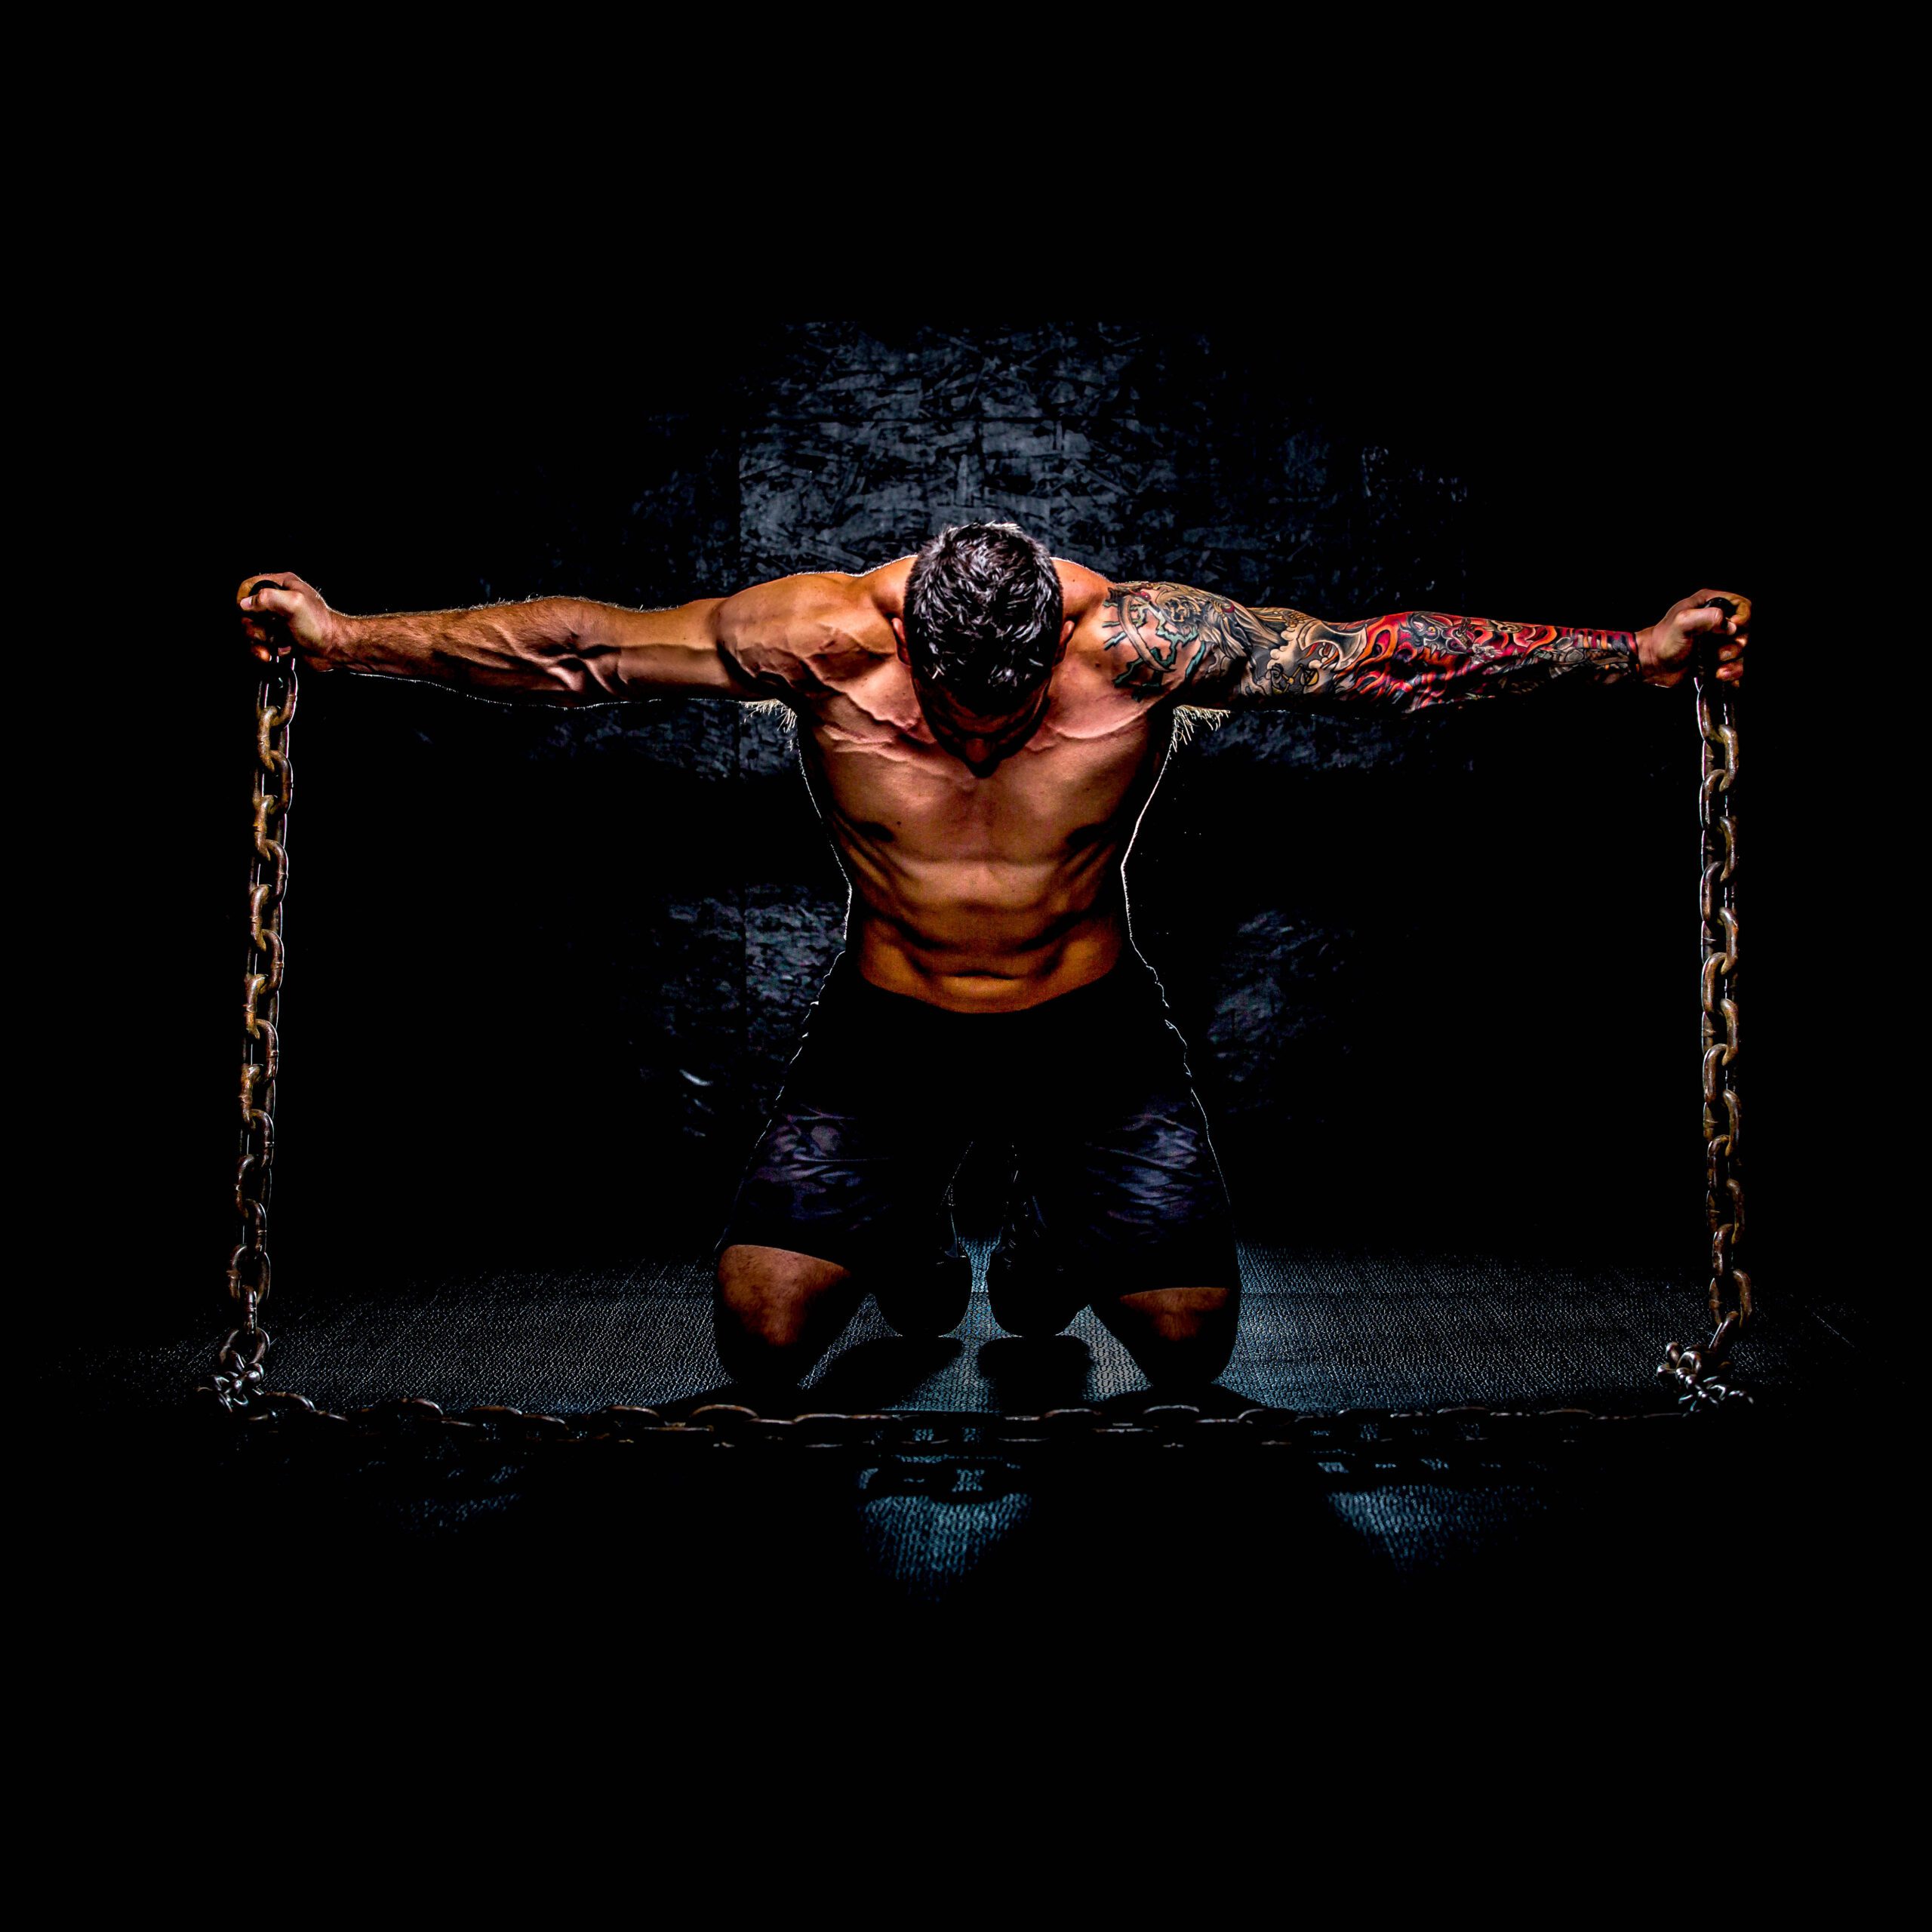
left=189, top=1381, right=1749, bottom=1492
left=205, top=609, right=1753, bottom=1435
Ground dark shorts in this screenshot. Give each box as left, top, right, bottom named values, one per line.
left=717, top=953, right=1241, bottom=1309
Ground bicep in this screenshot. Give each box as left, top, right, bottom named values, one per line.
left=596, top=577, right=851, bottom=701
left=597, top=598, right=746, bottom=697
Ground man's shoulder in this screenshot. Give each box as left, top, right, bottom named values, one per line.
left=1056, top=558, right=1114, bottom=608
left=1066, top=576, right=1260, bottom=706
left=724, top=567, right=894, bottom=629
left=1064, top=569, right=1152, bottom=655
left=1057, top=563, right=1126, bottom=655
left=718, top=567, right=898, bottom=691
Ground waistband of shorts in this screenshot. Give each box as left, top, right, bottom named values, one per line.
left=812, top=951, right=1167, bottom=1033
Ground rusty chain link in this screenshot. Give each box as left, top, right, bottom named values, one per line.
left=1657, top=611, right=1751, bottom=1410
left=212, top=613, right=297, bottom=1412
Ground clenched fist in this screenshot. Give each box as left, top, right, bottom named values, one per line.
left=236, top=572, right=347, bottom=669
left=1637, top=589, right=1752, bottom=690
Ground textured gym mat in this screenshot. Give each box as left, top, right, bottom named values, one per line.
left=58, top=1237, right=1872, bottom=1420
left=35, top=1237, right=1898, bottom=1641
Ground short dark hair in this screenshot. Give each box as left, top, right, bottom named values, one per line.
left=902, top=522, right=1064, bottom=713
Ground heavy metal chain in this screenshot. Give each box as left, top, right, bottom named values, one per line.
left=212, top=629, right=297, bottom=1412
left=1657, top=616, right=1749, bottom=1409
left=202, top=601, right=1755, bottom=1426
left=195, top=1386, right=1740, bottom=1491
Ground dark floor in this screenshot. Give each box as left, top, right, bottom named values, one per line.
left=36, top=1235, right=1905, bottom=1697
left=59, top=1236, right=1875, bottom=1420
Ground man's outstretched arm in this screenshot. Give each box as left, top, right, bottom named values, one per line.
left=1097, top=583, right=1751, bottom=709
left=235, top=571, right=859, bottom=703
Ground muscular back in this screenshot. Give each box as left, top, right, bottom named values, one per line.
left=718, top=558, right=1177, bottom=1012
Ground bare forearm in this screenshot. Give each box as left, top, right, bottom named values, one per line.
left=1101, top=583, right=1640, bottom=709
left=325, top=597, right=632, bottom=701
left=232, top=571, right=741, bottom=702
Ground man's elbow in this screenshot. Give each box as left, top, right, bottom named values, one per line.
left=517, top=601, right=614, bottom=700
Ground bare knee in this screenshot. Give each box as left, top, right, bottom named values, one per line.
left=1117, top=1285, right=1235, bottom=1346
left=716, top=1247, right=816, bottom=1349
left=714, top=1244, right=856, bottom=1383
left=1098, top=1285, right=1238, bottom=1387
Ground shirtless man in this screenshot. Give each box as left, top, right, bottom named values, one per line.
left=236, top=525, right=1749, bottom=1401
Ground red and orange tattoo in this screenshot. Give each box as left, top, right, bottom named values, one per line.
left=1100, top=583, right=1638, bottom=709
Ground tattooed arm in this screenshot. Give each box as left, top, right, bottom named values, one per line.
left=1097, top=583, right=1751, bottom=709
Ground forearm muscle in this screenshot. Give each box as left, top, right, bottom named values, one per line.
left=1101, top=583, right=1639, bottom=710
left=328, top=597, right=733, bottom=702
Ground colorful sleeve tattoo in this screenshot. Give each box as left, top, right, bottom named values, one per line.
left=1099, top=582, right=1640, bottom=709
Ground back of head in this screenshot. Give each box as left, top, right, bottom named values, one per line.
left=903, top=522, right=1065, bottom=715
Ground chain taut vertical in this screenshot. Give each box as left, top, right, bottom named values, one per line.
left=209, top=628, right=298, bottom=1411
left=1660, top=615, right=1749, bottom=1407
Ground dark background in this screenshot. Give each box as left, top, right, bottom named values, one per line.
left=117, top=315, right=1835, bottom=1340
